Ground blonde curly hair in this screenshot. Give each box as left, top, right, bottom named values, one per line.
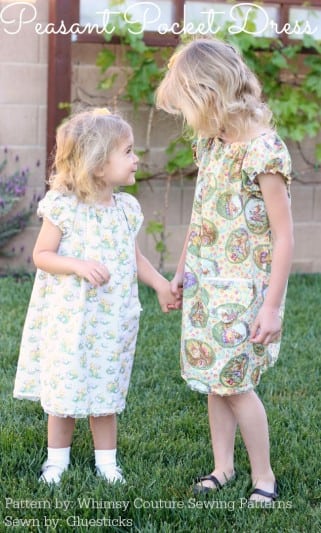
left=49, top=108, right=132, bottom=202
left=156, top=38, right=272, bottom=139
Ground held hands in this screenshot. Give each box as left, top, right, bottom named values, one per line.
left=155, top=277, right=180, bottom=313
left=250, top=305, right=282, bottom=345
left=74, top=259, right=110, bottom=287
left=168, top=272, right=184, bottom=311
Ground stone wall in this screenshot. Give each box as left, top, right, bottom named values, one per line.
left=1, top=1, right=320, bottom=273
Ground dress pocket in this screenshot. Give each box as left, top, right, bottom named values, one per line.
left=202, top=276, right=255, bottom=323
left=201, top=275, right=255, bottom=349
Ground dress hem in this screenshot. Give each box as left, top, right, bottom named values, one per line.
left=181, top=357, right=277, bottom=396
left=182, top=376, right=255, bottom=396
left=13, top=395, right=125, bottom=418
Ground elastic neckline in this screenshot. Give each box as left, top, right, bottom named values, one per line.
left=215, top=130, right=273, bottom=147
left=94, top=193, right=118, bottom=209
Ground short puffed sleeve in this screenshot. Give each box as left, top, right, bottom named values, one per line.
left=117, top=192, right=144, bottom=237
left=37, top=190, right=76, bottom=236
left=242, top=133, right=292, bottom=198
left=192, top=137, right=209, bottom=168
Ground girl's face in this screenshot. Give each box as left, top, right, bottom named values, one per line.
left=96, top=135, right=139, bottom=189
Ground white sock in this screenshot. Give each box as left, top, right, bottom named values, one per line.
left=47, top=446, right=71, bottom=468
left=95, top=449, right=117, bottom=468
left=95, top=449, right=124, bottom=482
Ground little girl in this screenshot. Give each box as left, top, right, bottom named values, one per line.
left=14, top=108, right=176, bottom=485
left=156, top=38, right=294, bottom=503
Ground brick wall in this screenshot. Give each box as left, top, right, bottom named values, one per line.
left=1, top=2, right=320, bottom=273
left=286, top=139, right=321, bottom=272
left=0, top=0, right=49, bottom=271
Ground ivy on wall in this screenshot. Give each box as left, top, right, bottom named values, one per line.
left=228, top=33, right=321, bottom=161
left=97, top=9, right=321, bottom=159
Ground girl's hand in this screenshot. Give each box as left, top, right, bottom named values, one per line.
left=74, top=259, right=110, bottom=287
left=155, top=278, right=178, bottom=313
left=250, top=305, right=282, bottom=345
left=168, top=272, right=184, bottom=310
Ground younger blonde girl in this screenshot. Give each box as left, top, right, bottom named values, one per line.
left=14, top=108, right=176, bottom=484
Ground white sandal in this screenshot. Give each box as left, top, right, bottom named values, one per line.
left=96, top=465, right=125, bottom=483
left=39, top=461, right=68, bottom=484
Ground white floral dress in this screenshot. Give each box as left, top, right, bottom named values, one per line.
left=14, top=191, right=143, bottom=417
left=181, top=132, right=291, bottom=396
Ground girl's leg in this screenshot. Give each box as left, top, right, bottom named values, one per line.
left=40, top=415, right=75, bottom=484
left=89, top=414, right=116, bottom=450
left=90, top=414, right=124, bottom=482
left=227, top=391, right=276, bottom=501
left=195, top=394, right=237, bottom=489
left=48, top=415, right=75, bottom=447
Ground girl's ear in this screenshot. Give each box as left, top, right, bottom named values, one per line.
left=94, top=165, right=105, bottom=177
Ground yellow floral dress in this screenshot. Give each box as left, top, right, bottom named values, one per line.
left=14, top=191, right=143, bottom=417
left=181, top=132, right=291, bottom=395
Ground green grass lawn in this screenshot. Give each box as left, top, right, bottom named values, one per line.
left=0, top=274, right=321, bottom=532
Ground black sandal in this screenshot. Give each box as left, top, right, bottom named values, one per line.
left=193, top=473, right=235, bottom=495
left=250, top=482, right=278, bottom=502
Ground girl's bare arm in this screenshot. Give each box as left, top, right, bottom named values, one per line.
left=250, top=173, right=294, bottom=344
left=33, top=217, right=110, bottom=286
left=135, top=242, right=176, bottom=312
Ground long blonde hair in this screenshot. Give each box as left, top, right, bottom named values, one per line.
left=49, top=108, right=132, bottom=202
left=156, top=38, right=272, bottom=138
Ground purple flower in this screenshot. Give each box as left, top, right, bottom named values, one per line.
left=0, top=150, right=40, bottom=253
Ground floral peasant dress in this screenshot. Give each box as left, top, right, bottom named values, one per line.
left=14, top=190, right=143, bottom=417
left=181, top=132, right=291, bottom=396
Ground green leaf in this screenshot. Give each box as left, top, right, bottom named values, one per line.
left=303, top=55, right=321, bottom=74
left=96, top=49, right=116, bottom=72
left=103, top=25, right=116, bottom=42
left=58, top=102, right=72, bottom=110
left=110, top=0, right=126, bottom=6
left=283, top=45, right=302, bottom=58
left=126, top=30, right=146, bottom=52
left=123, top=183, right=139, bottom=194
left=165, top=136, right=194, bottom=174
left=270, top=51, right=288, bottom=69
left=134, top=170, right=151, bottom=180
left=166, top=148, right=194, bottom=174
left=146, top=221, right=164, bottom=235
left=156, top=241, right=166, bottom=253
left=125, top=49, right=142, bottom=68
left=303, top=75, right=321, bottom=96
left=98, top=73, right=117, bottom=90
left=302, top=34, right=321, bottom=53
